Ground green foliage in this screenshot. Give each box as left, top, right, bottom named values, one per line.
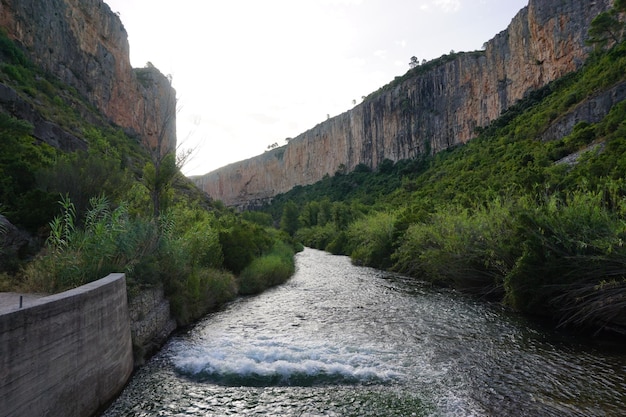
left=258, top=39, right=626, bottom=334
left=504, top=191, right=626, bottom=327
left=219, top=218, right=273, bottom=274
left=181, top=221, right=223, bottom=269
left=280, top=201, right=300, bottom=236
left=167, top=267, right=237, bottom=326
left=587, top=9, right=623, bottom=49
left=0, top=112, right=57, bottom=230
left=143, top=152, right=179, bottom=218
left=39, top=146, right=133, bottom=219
left=347, top=211, right=397, bottom=269
left=242, top=210, right=273, bottom=227
left=237, top=240, right=296, bottom=295
left=295, top=223, right=337, bottom=250
left=393, top=200, right=519, bottom=297
left=25, top=196, right=162, bottom=292
left=0, top=29, right=30, bottom=67
left=46, top=194, right=76, bottom=251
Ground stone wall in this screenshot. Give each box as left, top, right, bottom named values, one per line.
left=0, top=274, right=133, bottom=417
left=128, top=285, right=177, bottom=365
left=193, top=0, right=613, bottom=208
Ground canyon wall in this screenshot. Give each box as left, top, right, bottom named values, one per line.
left=0, top=274, right=133, bottom=417
left=0, top=0, right=176, bottom=153
left=193, top=0, right=612, bottom=208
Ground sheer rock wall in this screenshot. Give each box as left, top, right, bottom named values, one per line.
left=193, top=0, right=612, bottom=208
left=0, top=0, right=176, bottom=152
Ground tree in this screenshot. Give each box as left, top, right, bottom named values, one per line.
left=280, top=201, right=299, bottom=236
left=140, top=69, right=179, bottom=219
left=587, top=10, right=623, bottom=49
left=409, top=56, right=419, bottom=69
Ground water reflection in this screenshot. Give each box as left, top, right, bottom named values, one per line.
left=104, top=248, right=626, bottom=416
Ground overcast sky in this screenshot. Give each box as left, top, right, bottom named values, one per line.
left=103, top=0, right=528, bottom=176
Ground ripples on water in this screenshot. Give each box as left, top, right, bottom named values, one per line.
left=103, top=248, right=626, bottom=416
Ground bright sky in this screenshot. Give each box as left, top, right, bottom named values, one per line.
left=103, top=0, right=528, bottom=176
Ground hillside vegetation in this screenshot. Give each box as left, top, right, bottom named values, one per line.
left=262, top=27, right=626, bottom=335
left=0, top=29, right=300, bottom=326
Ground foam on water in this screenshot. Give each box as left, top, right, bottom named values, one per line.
left=171, top=335, right=403, bottom=387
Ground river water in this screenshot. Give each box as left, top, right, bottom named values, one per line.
left=103, top=248, right=626, bottom=416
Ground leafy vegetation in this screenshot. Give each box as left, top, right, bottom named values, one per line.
left=261, top=28, right=626, bottom=335
left=0, top=31, right=299, bottom=327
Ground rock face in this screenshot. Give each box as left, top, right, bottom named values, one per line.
left=0, top=214, right=34, bottom=271
left=0, top=0, right=176, bottom=153
left=193, top=0, right=612, bottom=208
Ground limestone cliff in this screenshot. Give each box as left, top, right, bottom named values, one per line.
left=0, top=0, right=176, bottom=153
left=193, top=0, right=612, bottom=208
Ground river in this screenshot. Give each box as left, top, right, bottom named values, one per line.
left=103, top=248, right=626, bottom=416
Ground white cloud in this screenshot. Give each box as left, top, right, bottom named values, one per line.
left=374, top=49, right=388, bottom=59
left=433, top=0, right=462, bottom=12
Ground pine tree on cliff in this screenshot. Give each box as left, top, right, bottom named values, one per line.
left=587, top=0, right=626, bottom=49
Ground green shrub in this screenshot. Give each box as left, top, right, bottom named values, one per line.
left=564, top=122, right=596, bottom=149
left=182, top=222, right=223, bottom=269
left=237, top=241, right=295, bottom=295
left=167, top=267, right=237, bottom=326
left=23, top=196, right=162, bottom=292
left=504, top=191, right=626, bottom=328
left=219, top=220, right=272, bottom=274
left=295, top=223, right=337, bottom=250
left=393, top=200, right=519, bottom=297
left=347, top=211, right=397, bottom=269
left=325, top=230, right=349, bottom=255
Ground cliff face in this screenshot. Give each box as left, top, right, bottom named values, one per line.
left=193, top=0, right=612, bottom=208
left=0, top=0, right=176, bottom=152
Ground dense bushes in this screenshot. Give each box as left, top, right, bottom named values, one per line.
left=259, top=39, right=626, bottom=335
left=166, top=267, right=237, bottom=326
left=237, top=240, right=296, bottom=295
left=14, top=194, right=298, bottom=325
left=21, top=196, right=161, bottom=292
left=219, top=219, right=273, bottom=274
left=393, top=200, right=518, bottom=298
left=347, top=211, right=397, bottom=269
left=505, top=191, right=626, bottom=329
left=0, top=30, right=299, bottom=331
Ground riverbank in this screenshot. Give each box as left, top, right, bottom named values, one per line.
left=102, top=248, right=626, bottom=416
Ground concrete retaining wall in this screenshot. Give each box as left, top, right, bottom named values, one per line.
left=128, top=285, right=177, bottom=365
left=0, top=274, right=133, bottom=417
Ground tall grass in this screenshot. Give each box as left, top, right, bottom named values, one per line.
left=22, top=195, right=162, bottom=292
left=392, top=199, right=519, bottom=298
left=167, top=267, right=237, bottom=326
left=237, top=241, right=296, bottom=295
left=347, top=211, right=397, bottom=269
left=505, top=191, right=626, bottom=330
